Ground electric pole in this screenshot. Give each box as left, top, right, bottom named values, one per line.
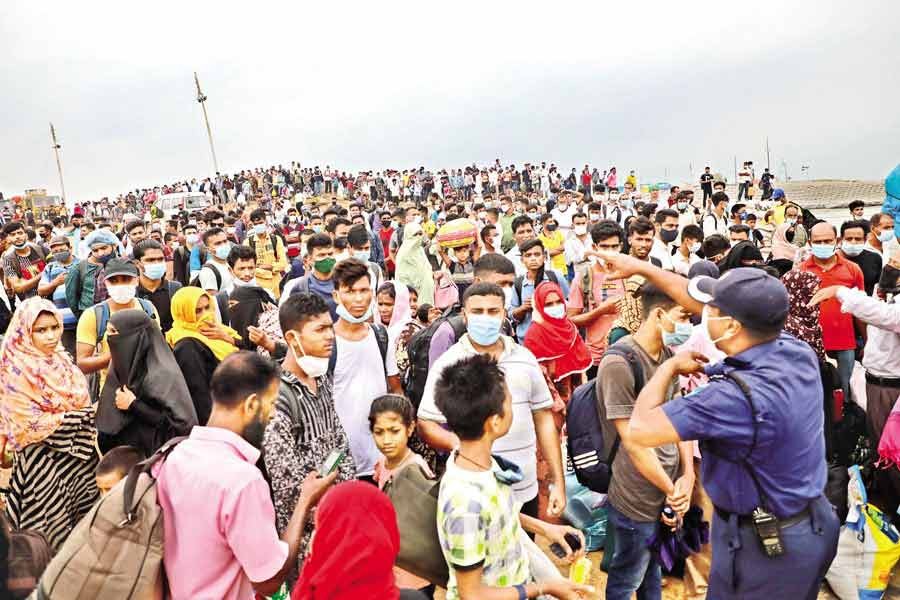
left=49, top=123, right=67, bottom=206
left=194, top=72, right=220, bottom=174
left=765, top=137, right=771, bottom=171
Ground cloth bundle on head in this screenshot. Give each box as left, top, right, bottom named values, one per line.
left=97, top=309, right=197, bottom=450
left=395, top=222, right=435, bottom=305
left=883, top=163, right=900, bottom=239
left=523, top=281, right=591, bottom=381
left=781, top=269, right=827, bottom=361
left=166, top=287, right=241, bottom=361
left=0, top=298, right=90, bottom=451
left=293, top=481, right=400, bottom=600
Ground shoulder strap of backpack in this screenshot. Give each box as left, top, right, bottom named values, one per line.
left=547, top=270, right=560, bottom=286
left=372, top=323, right=389, bottom=368
left=94, top=302, right=110, bottom=342
left=167, top=280, right=180, bottom=296
left=122, top=435, right=188, bottom=519
left=514, top=274, right=524, bottom=302
left=275, top=378, right=303, bottom=442
left=604, top=344, right=646, bottom=394
left=136, top=298, right=156, bottom=319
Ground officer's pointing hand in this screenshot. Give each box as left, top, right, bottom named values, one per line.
left=593, top=250, right=645, bottom=280
left=668, top=351, right=708, bottom=375
left=807, top=285, right=844, bottom=307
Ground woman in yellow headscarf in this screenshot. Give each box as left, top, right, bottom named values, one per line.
left=166, top=287, right=241, bottom=424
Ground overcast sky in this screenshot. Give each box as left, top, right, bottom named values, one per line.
left=2, top=0, right=898, bottom=202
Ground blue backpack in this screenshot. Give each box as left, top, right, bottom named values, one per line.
left=566, top=343, right=645, bottom=494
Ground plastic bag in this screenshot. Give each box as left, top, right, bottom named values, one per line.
left=563, top=471, right=608, bottom=552
left=826, top=465, right=900, bottom=599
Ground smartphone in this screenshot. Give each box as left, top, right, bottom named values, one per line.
left=550, top=532, right=583, bottom=558
left=319, top=449, right=345, bottom=476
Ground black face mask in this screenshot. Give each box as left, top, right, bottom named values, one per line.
left=879, top=265, right=900, bottom=293
left=545, top=223, right=558, bottom=232
left=381, top=220, right=391, bottom=228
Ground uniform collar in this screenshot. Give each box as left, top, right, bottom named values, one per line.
left=705, top=334, right=783, bottom=376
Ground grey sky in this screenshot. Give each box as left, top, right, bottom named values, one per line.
left=2, top=0, right=898, bottom=202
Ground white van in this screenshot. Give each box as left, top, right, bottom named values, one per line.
left=155, top=192, right=212, bottom=220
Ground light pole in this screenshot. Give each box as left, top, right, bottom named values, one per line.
left=49, top=123, right=67, bottom=207
left=194, top=72, right=220, bottom=175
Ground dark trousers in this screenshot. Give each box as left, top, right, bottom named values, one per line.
left=708, top=495, right=838, bottom=600
left=701, top=187, right=712, bottom=208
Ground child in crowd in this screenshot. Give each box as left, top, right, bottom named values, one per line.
left=369, top=394, right=436, bottom=598
left=94, top=445, right=144, bottom=496
left=433, top=353, right=592, bottom=600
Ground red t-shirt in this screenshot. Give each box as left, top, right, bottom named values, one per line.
left=801, top=255, right=864, bottom=351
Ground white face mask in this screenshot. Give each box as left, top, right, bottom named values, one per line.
left=574, top=224, right=588, bottom=236
left=288, top=333, right=329, bottom=378
left=503, top=286, right=514, bottom=309
left=701, top=306, right=735, bottom=347
left=589, top=213, right=601, bottom=222
left=107, top=283, right=137, bottom=305
left=233, top=277, right=258, bottom=288
left=690, top=242, right=701, bottom=254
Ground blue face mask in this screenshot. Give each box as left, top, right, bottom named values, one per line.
left=144, top=262, right=166, bottom=281
left=879, top=229, right=895, bottom=243
left=215, top=242, right=231, bottom=260
left=250, top=224, right=267, bottom=237
left=811, top=244, right=836, bottom=260
left=466, top=314, right=502, bottom=346
left=662, top=319, right=693, bottom=347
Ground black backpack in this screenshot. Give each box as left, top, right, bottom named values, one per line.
left=189, top=263, right=222, bottom=290
left=566, top=342, right=645, bottom=493
left=403, top=308, right=467, bottom=410
left=326, top=322, right=389, bottom=376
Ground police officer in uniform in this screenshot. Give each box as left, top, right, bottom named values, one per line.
left=595, top=252, right=840, bottom=599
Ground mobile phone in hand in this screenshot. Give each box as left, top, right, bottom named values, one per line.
left=550, top=532, right=583, bottom=558
left=319, top=449, right=345, bottom=476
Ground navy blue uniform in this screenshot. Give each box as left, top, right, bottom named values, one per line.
left=664, top=333, right=839, bottom=599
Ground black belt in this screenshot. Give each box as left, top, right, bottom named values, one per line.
left=866, top=372, right=900, bottom=389
left=715, top=505, right=811, bottom=530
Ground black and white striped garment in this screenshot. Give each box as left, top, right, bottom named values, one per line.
left=6, top=406, right=99, bottom=550
left=263, top=371, right=357, bottom=581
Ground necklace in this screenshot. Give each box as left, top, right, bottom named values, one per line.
left=456, top=452, right=491, bottom=471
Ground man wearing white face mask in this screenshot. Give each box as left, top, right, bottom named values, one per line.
left=565, top=212, right=592, bottom=276
left=263, top=293, right=357, bottom=566
left=76, top=258, right=159, bottom=396
left=330, top=259, right=400, bottom=482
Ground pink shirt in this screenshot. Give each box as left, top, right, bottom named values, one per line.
left=155, top=427, right=288, bottom=600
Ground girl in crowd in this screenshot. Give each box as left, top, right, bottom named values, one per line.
left=0, top=298, right=98, bottom=549
left=166, top=287, right=240, bottom=424
left=369, top=394, right=436, bottom=598
left=97, top=309, right=197, bottom=458
left=292, top=481, right=429, bottom=600
left=523, top=281, right=591, bottom=404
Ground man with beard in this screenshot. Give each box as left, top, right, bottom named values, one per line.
left=155, top=352, right=337, bottom=600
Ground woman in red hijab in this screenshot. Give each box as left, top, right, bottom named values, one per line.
left=293, top=481, right=425, bottom=600
left=524, top=280, right=592, bottom=387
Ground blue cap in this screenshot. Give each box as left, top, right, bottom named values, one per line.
left=688, top=267, right=789, bottom=330
left=771, top=188, right=785, bottom=200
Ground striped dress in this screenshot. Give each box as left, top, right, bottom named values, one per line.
left=6, top=406, right=99, bottom=550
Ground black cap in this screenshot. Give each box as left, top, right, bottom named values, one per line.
left=103, top=258, right=139, bottom=280
left=687, top=267, right=789, bottom=330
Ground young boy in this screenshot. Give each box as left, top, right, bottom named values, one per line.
left=95, top=445, right=145, bottom=496
left=434, top=353, right=593, bottom=600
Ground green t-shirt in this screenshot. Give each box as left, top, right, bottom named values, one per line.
left=437, top=451, right=529, bottom=600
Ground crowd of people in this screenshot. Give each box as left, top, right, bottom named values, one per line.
left=0, top=158, right=899, bottom=600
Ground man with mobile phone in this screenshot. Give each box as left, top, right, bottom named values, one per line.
left=263, top=294, right=357, bottom=580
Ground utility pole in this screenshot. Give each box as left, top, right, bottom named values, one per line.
left=765, top=137, right=771, bottom=171
left=733, top=156, right=737, bottom=185
left=194, top=72, right=220, bottom=174
left=49, top=123, right=67, bottom=206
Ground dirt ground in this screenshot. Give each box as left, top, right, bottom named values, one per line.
left=432, top=536, right=857, bottom=600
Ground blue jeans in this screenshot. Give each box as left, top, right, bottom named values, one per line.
left=605, top=504, right=662, bottom=600
left=829, top=348, right=855, bottom=403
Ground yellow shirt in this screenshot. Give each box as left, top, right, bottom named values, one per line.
left=76, top=300, right=160, bottom=389
left=540, top=230, right=567, bottom=273
left=772, top=203, right=788, bottom=226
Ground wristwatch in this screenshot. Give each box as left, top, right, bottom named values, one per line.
left=514, top=583, right=527, bottom=600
